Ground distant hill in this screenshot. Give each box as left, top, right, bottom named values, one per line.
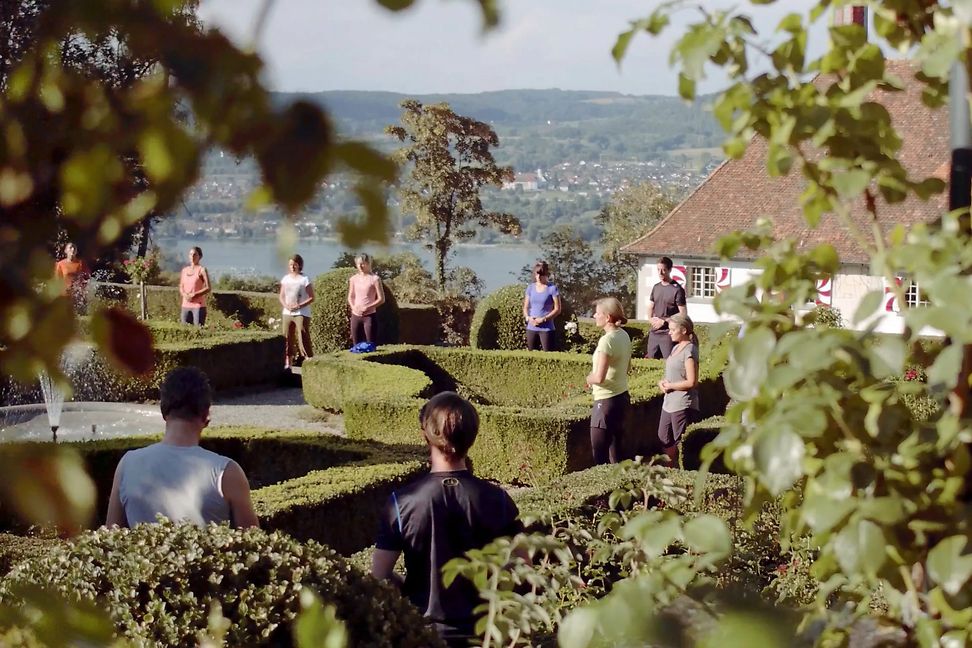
left=273, top=89, right=725, bottom=169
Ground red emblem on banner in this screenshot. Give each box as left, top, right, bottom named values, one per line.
left=815, top=277, right=832, bottom=306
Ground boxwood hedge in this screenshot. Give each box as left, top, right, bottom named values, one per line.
left=94, top=280, right=436, bottom=344
left=77, top=329, right=283, bottom=402
left=2, top=521, right=444, bottom=647
left=92, top=281, right=282, bottom=329
left=679, top=415, right=728, bottom=473
left=302, top=346, right=729, bottom=485
left=0, top=322, right=283, bottom=406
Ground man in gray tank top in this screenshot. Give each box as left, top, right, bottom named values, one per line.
left=105, top=367, right=258, bottom=528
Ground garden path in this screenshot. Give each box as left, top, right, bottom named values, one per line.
left=210, top=384, right=344, bottom=437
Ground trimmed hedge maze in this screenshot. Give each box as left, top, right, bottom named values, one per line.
left=302, top=345, right=730, bottom=485
left=0, top=428, right=427, bottom=555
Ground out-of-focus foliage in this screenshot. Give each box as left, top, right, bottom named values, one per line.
left=560, top=1, right=972, bottom=645
left=0, top=0, right=407, bottom=386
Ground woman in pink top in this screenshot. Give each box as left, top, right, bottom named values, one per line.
left=347, top=253, right=385, bottom=345
left=179, top=246, right=211, bottom=326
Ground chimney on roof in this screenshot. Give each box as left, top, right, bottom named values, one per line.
left=832, top=5, right=868, bottom=36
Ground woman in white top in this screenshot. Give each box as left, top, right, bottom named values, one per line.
left=279, top=254, right=315, bottom=370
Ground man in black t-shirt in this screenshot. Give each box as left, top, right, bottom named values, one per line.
left=646, top=256, right=687, bottom=359
left=372, top=392, right=524, bottom=645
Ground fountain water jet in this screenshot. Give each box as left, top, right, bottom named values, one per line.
left=37, top=371, right=64, bottom=442
left=1, top=343, right=163, bottom=443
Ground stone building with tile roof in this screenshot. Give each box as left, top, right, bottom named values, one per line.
left=621, top=59, right=949, bottom=334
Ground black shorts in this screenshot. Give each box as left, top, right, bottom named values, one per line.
left=647, top=331, right=674, bottom=359
left=591, top=391, right=630, bottom=430
left=657, top=408, right=700, bottom=448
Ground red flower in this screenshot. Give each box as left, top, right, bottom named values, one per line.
left=904, top=369, right=919, bottom=381
left=233, top=320, right=244, bottom=329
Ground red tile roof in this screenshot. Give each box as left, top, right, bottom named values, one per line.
left=622, top=60, right=950, bottom=264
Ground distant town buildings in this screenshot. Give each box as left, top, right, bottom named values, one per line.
left=160, top=148, right=721, bottom=243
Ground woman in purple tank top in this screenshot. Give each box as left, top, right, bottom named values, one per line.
left=522, top=260, right=561, bottom=351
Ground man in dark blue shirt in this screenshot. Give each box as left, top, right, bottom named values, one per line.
left=647, top=256, right=688, bottom=359
left=372, top=392, right=524, bottom=645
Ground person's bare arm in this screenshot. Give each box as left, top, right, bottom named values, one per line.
left=372, top=549, right=404, bottom=586
left=222, top=461, right=259, bottom=528
left=301, top=283, right=315, bottom=308
left=105, top=460, right=128, bottom=528
left=372, top=278, right=385, bottom=309
left=586, top=351, right=610, bottom=386
left=547, top=294, right=562, bottom=321
left=523, top=294, right=535, bottom=327
left=197, top=267, right=211, bottom=297
left=678, top=304, right=687, bottom=317
left=347, top=278, right=358, bottom=316
left=647, top=299, right=663, bottom=329
left=279, top=282, right=288, bottom=309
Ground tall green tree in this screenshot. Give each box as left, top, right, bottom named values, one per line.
left=596, top=181, right=677, bottom=266
left=387, top=99, right=521, bottom=291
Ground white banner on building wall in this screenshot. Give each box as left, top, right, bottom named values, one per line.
left=672, top=265, right=687, bottom=286
left=884, top=276, right=902, bottom=313
left=715, top=267, right=731, bottom=293
left=815, top=276, right=833, bottom=306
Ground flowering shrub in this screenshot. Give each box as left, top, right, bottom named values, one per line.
left=120, top=252, right=159, bottom=284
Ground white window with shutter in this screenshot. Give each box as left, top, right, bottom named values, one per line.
left=691, top=266, right=717, bottom=299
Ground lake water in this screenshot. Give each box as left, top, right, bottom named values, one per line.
left=159, top=238, right=539, bottom=293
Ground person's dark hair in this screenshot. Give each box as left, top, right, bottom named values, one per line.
left=658, top=256, right=673, bottom=270
left=533, top=261, right=549, bottom=277
left=419, top=392, right=479, bottom=459
left=290, top=254, right=304, bottom=272
left=190, top=246, right=203, bottom=259
left=160, top=367, right=212, bottom=421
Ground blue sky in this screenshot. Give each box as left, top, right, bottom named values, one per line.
left=198, top=0, right=830, bottom=96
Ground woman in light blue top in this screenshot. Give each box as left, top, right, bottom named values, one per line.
left=522, top=260, right=561, bottom=351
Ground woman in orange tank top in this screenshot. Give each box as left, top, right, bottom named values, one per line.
left=54, top=242, right=90, bottom=312
left=179, top=246, right=210, bottom=326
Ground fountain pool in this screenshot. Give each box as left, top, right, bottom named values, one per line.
left=0, top=402, right=163, bottom=442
